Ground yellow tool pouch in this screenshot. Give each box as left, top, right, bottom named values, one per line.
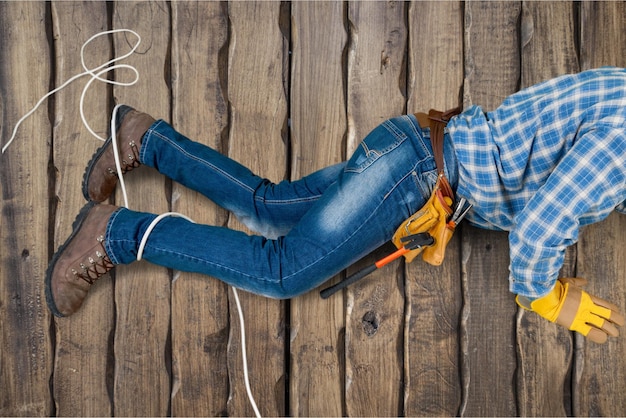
left=392, top=176, right=454, bottom=265
left=391, top=107, right=462, bottom=266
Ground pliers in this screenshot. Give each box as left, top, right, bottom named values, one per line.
left=448, top=197, right=472, bottom=228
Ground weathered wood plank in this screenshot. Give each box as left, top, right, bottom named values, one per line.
left=580, top=1, right=626, bottom=69
left=520, top=1, right=579, bottom=86
left=111, top=2, right=172, bottom=415
left=404, top=1, right=464, bottom=416
left=49, top=2, right=114, bottom=416
left=577, top=213, right=626, bottom=416
left=461, top=229, right=517, bottom=416
left=515, top=3, right=579, bottom=416
left=347, top=0, right=407, bottom=142
left=344, top=2, right=406, bottom=416
left=289, top=2, right=346, bottom=416
left=576, top=3, right=626, bottom=416
left=460, top=2, right=521, bottom=416
left=226, top=2, right=287, bottom=416
left=170, top=2, right=230, bottom=416
left=3, top=2, right=626, bottom=416
left=0, top=2, right=53, bottom=416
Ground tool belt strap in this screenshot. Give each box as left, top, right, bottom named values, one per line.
left=388, top=107, right=462, bottom=266
left=414, top=106, right=461, bottom=177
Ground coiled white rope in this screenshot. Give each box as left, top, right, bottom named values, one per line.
left=5, top=29, right=261, bottom=418
left=2, top=29, right=140, bottom=153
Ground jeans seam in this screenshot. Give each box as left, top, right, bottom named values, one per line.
left=148, top=245, right=278, bottom=284
left=147, top=125, right=257, bottom=194
left=139, top=120, right=163, bottom=163
left=148, top=121, right=330, bottom=206
left=345, top=126, right=407, bottom=173
left=254, top=194, right=324, bottom=205
left=281, top=118, right=436, bottom=287
left=105, top=208, right=125, bottom=265
left=281, top=165, right=418, bottom=286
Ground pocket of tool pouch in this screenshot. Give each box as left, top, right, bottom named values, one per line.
left=345, top=123, right=407, bottom=174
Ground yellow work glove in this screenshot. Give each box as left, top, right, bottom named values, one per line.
left=517, top=278, right=625, bottom=343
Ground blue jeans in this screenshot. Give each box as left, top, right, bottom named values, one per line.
left=104, top=115, right=458, bottom=298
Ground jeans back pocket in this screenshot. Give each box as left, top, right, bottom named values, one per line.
left=345, top=119, right=408, bottom=174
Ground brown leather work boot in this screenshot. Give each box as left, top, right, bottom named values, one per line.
left=82, top=105, right=156, bottom=202
left=45, top=203, right=118, bottom=317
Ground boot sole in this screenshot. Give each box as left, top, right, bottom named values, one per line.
left=45, top=201, right=98, bottom=318
left=82, top=105, right=135, bottom=202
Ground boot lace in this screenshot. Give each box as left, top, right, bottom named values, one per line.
left=107, top=140, right=141, bottom=176
left=71, top=235, right=115, bottom=285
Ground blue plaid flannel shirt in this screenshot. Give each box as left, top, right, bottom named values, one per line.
left=447, top=67, right=626, bottom=299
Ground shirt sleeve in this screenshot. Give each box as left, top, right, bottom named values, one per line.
left=508, top=125, right=626, bottom=299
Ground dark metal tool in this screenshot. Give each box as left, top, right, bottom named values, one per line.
left=320, top=232, right=434, bottom=299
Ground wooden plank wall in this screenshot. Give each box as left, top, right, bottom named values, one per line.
left=1, top=1, right=625, bottom=416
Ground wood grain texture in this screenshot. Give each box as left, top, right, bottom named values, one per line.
left=576, top=3, right=626, bottom=415
left=111, top=2, right=172, bottom=415
left=1, top=1, right=626, bottom=416
left=170, top=2, right=230, bottom=416
left=344, top=2, right=406, bottom=416
left=580, top=1, right=626, bottom=70
left=289, top=2, right=346, bottom=416
left=404, top=2, right=464, bottom=416
left=226, top=2, right=287, bottom=416
left=520, top=1, right=579, bottom=86
left=515, top=3, right=579, bottom=416
left=576, top=213, right=626, bottom=416
left=0, top=2, right=53, bottom=416
left=460, top=2, right=520, bottom=416
left=49, top=2, right=114, bottom=416
left=461, top=228, right=517, bottom=416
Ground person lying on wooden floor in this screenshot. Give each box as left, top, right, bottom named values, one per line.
left=46, top=67, right=625, bottom=344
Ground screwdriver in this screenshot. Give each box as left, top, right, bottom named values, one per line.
left=320, top=232, right=434, bottom=299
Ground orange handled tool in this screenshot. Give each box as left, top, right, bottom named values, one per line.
left=320, top=233, right=434, bottom=299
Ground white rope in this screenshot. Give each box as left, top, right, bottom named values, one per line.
left=232, top=286, right=262, bottom=418
left=109, top=104, right=130, bottom=209
left=2, top=29, right=141, bottom=153
left=133, top=210, right=261, bottom=418
left=135, top=212, right=195, bottom=261
left=5, top=28, right=261, bottom=417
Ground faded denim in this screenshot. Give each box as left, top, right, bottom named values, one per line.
left=105, top=115, right=458, bottom=298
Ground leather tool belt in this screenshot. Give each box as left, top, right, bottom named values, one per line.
left=391, top=107, right=464, bottom=266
